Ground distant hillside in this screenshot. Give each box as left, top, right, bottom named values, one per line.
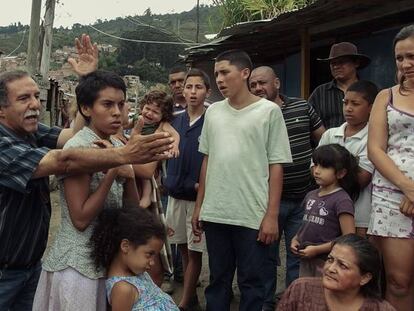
left=0, top=5, right=222, bottom=82
left=0, top=5, right=221, bottom=55
left=0, top=5, right=222, bottom=83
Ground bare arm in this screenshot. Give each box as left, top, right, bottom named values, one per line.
left=110, top=281, right=138, bottom=311
left=290, top=234, right=301, bottom=255
left=64, top=169, right=118, bottom=231
left=311, top=125, right=326, bottom=144
left=299, top=242, right=333, bottom=258
left=123, top=177, right=140, bottom=208
left=132, top=162, right=158, bottom=179
left=33, top=148, right=123, bottom=178
left=160, top=122, right=180, bottom=141
left=298, top=213, right=355, bottom=258
left=56, top=112, right=86, bottom=148
left=33, top=121, right=174, bottom=179
left=368, top=88, right=414, bottom=200
left=192, top=155, right=208, bottom=236
left=122, top=166, right=140, bottom=208
left=358, top=168, right=372, bottom=189
left=339, top=213, right=356, bottom=234
left=400, top=196, right=414, bottom=217
left=31, top=146, right=138, bottom=179
left=258, top=164, right=283, bottom=245
left=160, top=121, right=180, bottom=157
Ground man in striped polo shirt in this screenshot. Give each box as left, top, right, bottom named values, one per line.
left=249, top=66, right=325, bottom=311
left=308, top=42, right=371, bottom=129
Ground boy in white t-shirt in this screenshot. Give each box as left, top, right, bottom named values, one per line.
left=191, top=49, right=292, bottom=311
left=317, top=80, right=379, bottom=237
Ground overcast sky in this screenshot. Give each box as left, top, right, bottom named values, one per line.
left=1, top=0, right=214, bottom=27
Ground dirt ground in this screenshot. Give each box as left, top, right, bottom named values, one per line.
left=47, top=190, right=287, bottom=310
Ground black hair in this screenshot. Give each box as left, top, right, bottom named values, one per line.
left=347, top=80, right=379, bottom=105
left=184, top=68, right=211, bottom=90
left=169, top=64, right=187, bottom=75
left=312, top=144, right=360, bottom=201
left=393, top=24, right=414, bottom=94
left=332, top=234, right=382, bottom=299
left=90, top=208, right=166, bottom=271
left=0, top=70, right=31, bottom=107
left=75, top=70, right=126, bottom=121
left=139, top=90, right=173, bottom=122
left=215, top=49, right=253, bottom=72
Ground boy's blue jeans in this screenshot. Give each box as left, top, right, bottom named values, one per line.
left=203, top=221, right=269, bottom=311
left=0, top=261, right=41, bottom=311
left=263, top=199, right=304, bottom=310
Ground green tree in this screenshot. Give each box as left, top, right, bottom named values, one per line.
left=116, top=59, right=168, bottom=83
left=144, top=8, right=152, bottom=17
left=116, top=27, right=185, bottom=69
left=134, top=59, right=168, bottom=83
left=72, top=23, right=83, bottom=30
left=98, top=52, right=119, bottom=71
left=213, top=0, right=316, bottom=28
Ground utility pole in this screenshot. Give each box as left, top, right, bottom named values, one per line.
left=177, top=18, right=180, bottom=37
left=27, top=0, right=42, bottom=74
left=196, top=0, right=200, bottom=43
left=40, top=0, right=56, bottom=79
left=39, top=0, right=56, bottom=125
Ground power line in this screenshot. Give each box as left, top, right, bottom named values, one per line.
left=125, top=16, right=170, bottom=36
left=87, top=24, right=197, bottom=46
left=124, top=15, right=195, bottom=44
left=5, top=29, right=27, bottom=57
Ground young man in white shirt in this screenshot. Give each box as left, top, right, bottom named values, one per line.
left=192, top=50, right=292, bottom=311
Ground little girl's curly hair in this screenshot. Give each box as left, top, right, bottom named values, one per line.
left=90, top=207, right=166, bottom=271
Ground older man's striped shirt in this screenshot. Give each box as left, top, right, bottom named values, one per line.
left=280, top=95, right=323, bottom=199
left=308, top=80, right=345, bottom=129
left=0, top=123, right=61, bottom=268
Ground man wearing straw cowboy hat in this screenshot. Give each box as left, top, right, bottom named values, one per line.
left=308, top=42, right=371, bottom=129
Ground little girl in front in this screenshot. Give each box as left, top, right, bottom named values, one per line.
left=90, top=207, right=179, bottom=311
left=291, top=144, right=359, bottom=277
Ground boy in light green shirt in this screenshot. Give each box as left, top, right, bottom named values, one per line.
left=192, top=50, right=292, bottom=311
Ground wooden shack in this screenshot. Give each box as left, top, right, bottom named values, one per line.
left=186, top=0, right=414, bottom=101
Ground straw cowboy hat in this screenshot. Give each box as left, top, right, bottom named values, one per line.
left=318, top=42, right=371, bottom=69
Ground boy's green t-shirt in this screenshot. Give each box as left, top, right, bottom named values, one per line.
left=199, top=98, right=292, bottom=230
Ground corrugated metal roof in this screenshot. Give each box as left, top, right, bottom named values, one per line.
left=186, top=0, right=414, bottom=62
left=219, top=19, right=273, bottom=37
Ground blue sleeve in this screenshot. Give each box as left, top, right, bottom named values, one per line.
left=35, top=123, right=61, bottom=149
left=0, top=137, right=49, bottom=193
